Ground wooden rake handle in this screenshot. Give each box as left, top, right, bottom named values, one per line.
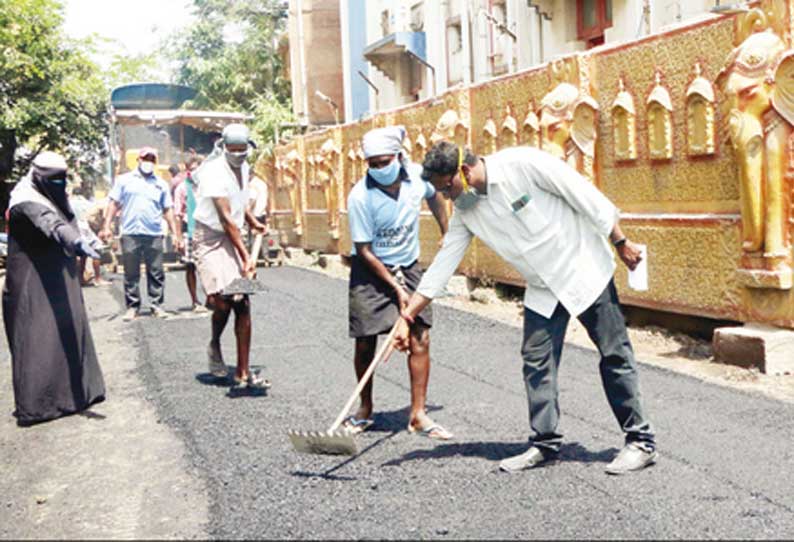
left=328, top=321, right=401, bottom=432
left=247, top=233, right=264, bottom=277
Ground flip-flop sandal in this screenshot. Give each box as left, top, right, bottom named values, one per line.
left=341, top=415, right=374, bottom=435
left=233, top=372, right=272, bottom=390
left=408, top=423, right=454, bottom=441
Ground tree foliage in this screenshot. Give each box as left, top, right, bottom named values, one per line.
left=0, top=0, right=108, bottom=181
left=165, top=0, right=294, bottom=154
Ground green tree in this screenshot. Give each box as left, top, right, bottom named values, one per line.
left=103, top=45, right=163, bottom=90
left=165, top=0, right=294, bottom=154
left=0, top=0, right=109, bottom=185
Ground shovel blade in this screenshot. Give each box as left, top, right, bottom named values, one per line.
left=288, top=429, right=358, bottom=456
left=221, top=277, right=266, bottom=296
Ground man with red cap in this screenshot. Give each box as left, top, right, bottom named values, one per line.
left=100, top=147, right=183, bottom=321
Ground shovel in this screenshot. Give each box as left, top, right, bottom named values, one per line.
left=222, top=233, right=266, bottom=296
left=288, top=321, right=401, bottom=455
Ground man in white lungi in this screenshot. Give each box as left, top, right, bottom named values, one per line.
left=193, top=124, right=270, bottom=390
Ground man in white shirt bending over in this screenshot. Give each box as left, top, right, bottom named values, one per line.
left=393, top=141, right=657, bottom=475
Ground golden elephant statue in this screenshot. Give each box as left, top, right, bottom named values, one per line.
left=539, top=82, right=599, bottom=181
left=717, top=28, right=794, bottom=286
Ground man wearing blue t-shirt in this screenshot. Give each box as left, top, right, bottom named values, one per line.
left=345, top=125, right=452, bottom=439
left=100, top=147, right=182, bottom=321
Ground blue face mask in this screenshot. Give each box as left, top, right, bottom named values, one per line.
left=455, top=186, right=480, bottom=210
left=368, top=157, right=400, bottom=186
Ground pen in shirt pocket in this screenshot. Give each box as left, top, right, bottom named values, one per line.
left=511, top=194, right=531, bottom=212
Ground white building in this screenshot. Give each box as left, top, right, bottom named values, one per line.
left=289, top=1, right=724, bottom=124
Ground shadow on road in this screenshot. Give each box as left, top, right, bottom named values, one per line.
left=195, top=373, right=231, bottom=388
left=290, top=430, right=402, bottom=481
left=78, top=410, right=107, bottom=421
left=194, top=370, right=271, bottom=399
left=366, top=404, right=445, bottom=433
left=381, top=441, right=619, bottom=467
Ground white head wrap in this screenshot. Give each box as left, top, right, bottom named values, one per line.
left=362, top=126, right=406, bottom=159
left=33, top=151, right=68, bottom=170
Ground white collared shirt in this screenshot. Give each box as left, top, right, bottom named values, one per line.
left=416, top=147, right=619, bottom=318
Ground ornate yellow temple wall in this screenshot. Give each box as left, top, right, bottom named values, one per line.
left=271, top=138, right=305, bottom=248
left=387, top=90, right=471, bottom=269
left=468, top=64, right=550, bottom=286
left=337, top=119, right=374, bottom=255
left=300, top=128, right=342, bottom=253
left=593, top=16, right=748, bottom=322
left=266, top=3, right=794, bottom=329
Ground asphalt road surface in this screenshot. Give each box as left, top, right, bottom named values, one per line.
left=4, top=265, right=794, bottom=539
left=121, top=266, right=794, bottom=539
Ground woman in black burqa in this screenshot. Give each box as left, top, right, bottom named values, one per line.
left=2, top=151, right=105, bottom=426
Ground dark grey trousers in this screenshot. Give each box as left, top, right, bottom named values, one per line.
left=521, top=279, right=655, bottom=453
left=121, top=235, right=165, bottom=310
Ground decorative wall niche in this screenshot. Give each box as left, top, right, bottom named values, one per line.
left=686, top=63, right=716, bottom=157
left=402, top=135, right=413, bottom=160
left=611, top=78, right=637, bottom=162
left=522, top=100, right=540, bottom=148
left=646, top=71, right=674, bottom=161
left=500, top=104, right=518, bottom=148
left=415, top=132, right=428, bottom=156
left=483, top=114, right=498, bottom=154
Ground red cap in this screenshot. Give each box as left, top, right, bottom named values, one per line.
left=138, top=146, right=158, bottom=160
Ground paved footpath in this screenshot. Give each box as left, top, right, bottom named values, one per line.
left=2, top=266, right=794, bottom=539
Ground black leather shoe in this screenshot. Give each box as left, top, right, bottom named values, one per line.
left=499, top=446, right=557, bottom=472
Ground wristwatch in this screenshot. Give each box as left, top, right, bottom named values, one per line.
left=612, top=237, right=627, bottom=248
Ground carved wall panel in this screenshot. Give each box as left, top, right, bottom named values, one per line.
left=614, top=217, right=743, bottom=321
left=469, top=64, right=548, bottom=157
left=595, top=17, right=738, bottom=212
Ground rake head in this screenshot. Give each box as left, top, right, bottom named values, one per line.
left=288, top=428, right=358, bottom=456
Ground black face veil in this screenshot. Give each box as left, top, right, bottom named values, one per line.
left=31, top=163, right=74, bottom=221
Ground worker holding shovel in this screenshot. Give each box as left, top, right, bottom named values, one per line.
left=344, top=125, right=452, bottom=439
left=192, top=123, right=270, bottom=391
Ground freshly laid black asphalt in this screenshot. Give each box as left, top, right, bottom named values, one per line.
left=118, top=266, right=794, bottom=539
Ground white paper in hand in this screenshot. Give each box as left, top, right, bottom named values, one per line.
left=628, top=244, right=648, bottom=291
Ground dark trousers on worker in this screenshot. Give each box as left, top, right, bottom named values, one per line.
left=121, top=234, right=165, bottom=310
left=521, top=279, right=655, bottom=453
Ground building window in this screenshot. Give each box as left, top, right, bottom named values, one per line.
left=410, top=2, right=424, bottom=32
left=446, top=16, right=463, bottom=85
left=489, top=0, right=510, bottom=76
left=381, top=9, right=391, bottom=37
left=577, top=0, right=612, bottom=48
